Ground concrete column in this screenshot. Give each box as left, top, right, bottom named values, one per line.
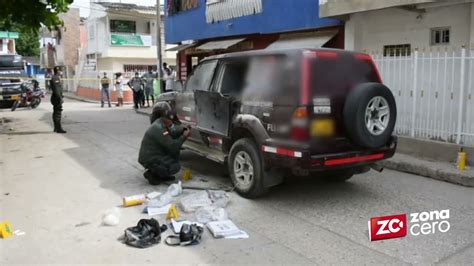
left=344, top=13, right=363, bottom=52
left=470, top=3, right=474, bottom=48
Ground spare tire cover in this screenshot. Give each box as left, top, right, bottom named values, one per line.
left=343, top=82, right=396, bottom=148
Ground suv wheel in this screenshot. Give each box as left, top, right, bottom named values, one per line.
left=228, top=138, right=267, bottom=198
left=343, top=83, right=397, bottom=148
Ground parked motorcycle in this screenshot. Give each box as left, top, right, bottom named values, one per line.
left=11, top=80, right=46, bottom=111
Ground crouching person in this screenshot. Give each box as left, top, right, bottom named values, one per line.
left=138, top=102, right=190, bottom=185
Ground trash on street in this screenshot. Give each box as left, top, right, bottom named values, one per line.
left=207, top=220, right=244, bottom=239
left=195, top=206, right=228, bottom=224
left=120, top=218, right=167, bottom=249
left=123, top=194, right=146, bottom=207
left=207, top=190, right=230, bottom=208
left=147, top=192, right=173, bottom=208
left=179, top=191, right=213, bottom=212
left=165, top=223, right=204, bottom=246
left=167, top=181, right=182, bottom=197
left=145, top=204, right=172, bottom=216
left=102, top=207, right=120, bottom=226
left=146, top=191, right=162, bottom=199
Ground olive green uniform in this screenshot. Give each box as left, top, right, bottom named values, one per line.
left=138, top=118, right=187, bottom=178
left=50, top=74, right=64, bottom=132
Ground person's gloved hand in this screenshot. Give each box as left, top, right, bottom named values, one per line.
left=183, top=127, right=191, bottom=138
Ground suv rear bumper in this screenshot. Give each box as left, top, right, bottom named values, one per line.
left=261, top=136, right=397, bottom=172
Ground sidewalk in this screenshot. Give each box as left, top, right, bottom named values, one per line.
left=63, top=91, right=99, bottom=103
left=378, top=153, right=473, bottom=187
left=63, top=92, right=133, bottom=105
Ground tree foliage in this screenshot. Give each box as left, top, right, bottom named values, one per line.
left=0, top=0, right=73, bottom=31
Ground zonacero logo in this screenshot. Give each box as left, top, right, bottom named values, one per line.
left=368, top=209, right=450, bottom=241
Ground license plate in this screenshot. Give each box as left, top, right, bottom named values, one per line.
left=11, top=95, right=19, bottom=100
left=311, top=119, right=335, bottom=136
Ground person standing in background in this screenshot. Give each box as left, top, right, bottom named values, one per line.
left=163, top=65, right=176, bottom=92
left=50, top=66, right=66, bottom=133
left=115, top=72, right=124, bottom=107
left=144, top=69, right=156, bottom=108
left=161, top=63, right=168, bottom=93
left=100, top=72, right=112, bottom=108
left=128, top=72, right=144, bottom=110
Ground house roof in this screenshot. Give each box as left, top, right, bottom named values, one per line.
left=96, top=2, right=157, bottom=15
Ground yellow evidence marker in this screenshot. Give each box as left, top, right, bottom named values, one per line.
left=166, top=204, right=180, bottom=220
left=0, top=221, right=13, bottom=239
left=182, top=169, right=192, bottom=182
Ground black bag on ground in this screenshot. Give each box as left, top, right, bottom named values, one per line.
left=165, top=223, right=204, bottom=246
left=121, top=218, right=168, bottom=248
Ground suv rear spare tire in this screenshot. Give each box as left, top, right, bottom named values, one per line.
left=343, top=83, right=396, bottom=148
left=228, top=138, right=267, bottom=198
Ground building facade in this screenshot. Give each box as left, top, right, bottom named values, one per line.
left=0, top=31, right=18, bottom=55
left=40, top=8, right=83, bottom=91
left=320, top=0, right=474, bottom=146
left=164, top=0, right=342, bottom=80
left=85, top=1, right=176, bottom=73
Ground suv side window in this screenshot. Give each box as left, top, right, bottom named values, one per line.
left=186, top=60, right=218, bottom=92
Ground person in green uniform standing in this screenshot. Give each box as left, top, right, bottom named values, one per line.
left=50, top=66, right=66, bottom=134
left=138, top=102, right=190, bottom=185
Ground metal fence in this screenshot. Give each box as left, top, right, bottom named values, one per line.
left=370, top=47, right=474, bottom=147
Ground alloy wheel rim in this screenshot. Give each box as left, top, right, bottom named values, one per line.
left=233, top=151, right=254, bottom=188
left=365, top=96, right=390, bottom=135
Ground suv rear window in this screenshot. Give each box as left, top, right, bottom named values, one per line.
left=242, top=55, right=298, bottom=105
left=309, top=53, right=380, bottom=96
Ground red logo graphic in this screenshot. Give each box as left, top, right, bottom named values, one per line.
left=369, top=214, right=407, bottom=241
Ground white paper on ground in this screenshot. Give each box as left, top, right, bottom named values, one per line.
left=146, top=191, right=162, bottom=199
left=225, top=230, right=249, bottom=239
left=147, top=204, right=172, bottom=216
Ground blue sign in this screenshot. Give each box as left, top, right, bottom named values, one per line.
left=165, top=0, right=342, bottom=44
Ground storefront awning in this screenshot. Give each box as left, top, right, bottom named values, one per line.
left=265, top=31, right=338, bottom=50
left=165, top=43, right=196, bottom=52
left=196, top=38, right=246, bottom=50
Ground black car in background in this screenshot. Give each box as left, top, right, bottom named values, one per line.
left=0, top=54, right=27, bottom=108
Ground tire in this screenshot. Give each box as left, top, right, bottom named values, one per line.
left=11, top=100, right=20, bottom=112
left=30, top=97, right=41, bottom=109
left=228, top=138, right=267, bottom=198
left=343, top=83, right=396, bottom=148
left=322, top=170, right=354, bottom=182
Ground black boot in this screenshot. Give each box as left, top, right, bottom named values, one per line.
left=55, top=118, right=67, bottom=134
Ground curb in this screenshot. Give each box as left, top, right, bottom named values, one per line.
left=135, top=108, right=152, bottom=116
left=63, top=93, right=99, bottom=103
left=378, top=154, right=474, bottom=187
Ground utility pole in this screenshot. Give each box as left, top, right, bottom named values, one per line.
left=156, top=0, right=163, bottom=93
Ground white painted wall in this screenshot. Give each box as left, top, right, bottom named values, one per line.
left=0, top=39, right=8, bottom=55
left=345, top=3, right=472, bottom=52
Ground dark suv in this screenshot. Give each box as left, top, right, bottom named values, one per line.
left=153, top=48, right=397, bottom=198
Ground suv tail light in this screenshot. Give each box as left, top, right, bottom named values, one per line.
left=291, top=107, right=310, bottom=141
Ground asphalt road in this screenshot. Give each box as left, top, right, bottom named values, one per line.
left=0, top=99, right=473, bottom=265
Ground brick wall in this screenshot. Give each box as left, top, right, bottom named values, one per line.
left=60, top=8, right=81, bottom=67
